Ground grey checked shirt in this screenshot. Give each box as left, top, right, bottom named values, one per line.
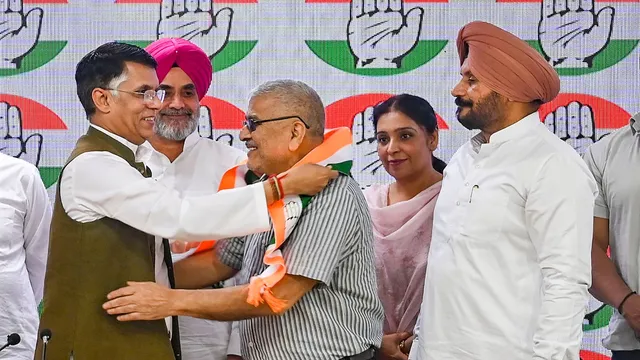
left=216, top=174, right=384, bottom=360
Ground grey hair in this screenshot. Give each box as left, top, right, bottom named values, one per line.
left=107, top=72, right=128, bottom=97
left=248, top=79, right=325, bottom=138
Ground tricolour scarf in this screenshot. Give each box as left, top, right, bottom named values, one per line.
left=192, top=127, right=353, bottom=311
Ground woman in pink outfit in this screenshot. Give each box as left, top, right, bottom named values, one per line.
left=364, top=94, right=445, bottom=360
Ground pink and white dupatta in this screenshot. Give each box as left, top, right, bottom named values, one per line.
left=364, top=182, right=441, bottom=334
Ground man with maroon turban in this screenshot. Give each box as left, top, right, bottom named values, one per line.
left=408, top=21, right=598, bottom=360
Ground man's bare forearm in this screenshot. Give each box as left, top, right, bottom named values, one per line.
left=171, top=285, right=277, bottom=321
left=590, top=246, right=633, bottom=308
left=589, top=217, right=633, bottom=309
left=174, top=250, right=237, bottom=289
left=170, top=273, right=317, bottom=321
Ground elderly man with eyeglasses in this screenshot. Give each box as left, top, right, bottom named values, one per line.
left=35, top=43, right=338, bottom=360
left=102, top=79, right=385, bottom=360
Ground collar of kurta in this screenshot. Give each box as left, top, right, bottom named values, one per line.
left=470, top=111, right=540, bottom=153
left=85, top=125, right=150, bottom=176
left=89, top=123, right=140, bottom=158
left=182, top=130, right=202, bottom=151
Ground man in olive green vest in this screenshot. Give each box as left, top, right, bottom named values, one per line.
left=35, top=42, right=337, bottom=360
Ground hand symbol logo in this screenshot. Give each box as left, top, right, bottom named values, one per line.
left=538, top=0, right=614, bottom=68
left=544, top=101, right=596, bottom=155
left=351, top=106, right=394, bottom=187
left=0, top=101, right=43, bottom=166
left=0, top=0, right=43, bottom=69
left=347, top=0, right=423, bottom=69
left=198, top=105, right=214, bottom=139
left=157, top=0, right=233, bottom=58
left=197, top=105, right=235, bottom=147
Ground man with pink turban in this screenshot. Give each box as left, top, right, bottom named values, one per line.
left=137, top=38, right=245, bottom=360
left=409, top=21, right=598, bottom=360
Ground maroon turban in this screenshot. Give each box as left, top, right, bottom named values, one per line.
left=145, top=38, right=212, bottom=100
left=456, top=21, right=560, bottom=104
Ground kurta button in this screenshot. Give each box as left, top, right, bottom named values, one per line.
left=456, top=201, right=460, bottom=206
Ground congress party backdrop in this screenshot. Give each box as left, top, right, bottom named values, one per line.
left=1, top=0, right=639, bottom=357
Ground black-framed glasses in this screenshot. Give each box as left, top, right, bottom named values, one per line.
left=243, top=115, right=310, bottom=132
left=105, top=88, right=166, bottom=104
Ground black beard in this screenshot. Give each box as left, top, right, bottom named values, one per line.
left=455, top=93, right=502, bottom=132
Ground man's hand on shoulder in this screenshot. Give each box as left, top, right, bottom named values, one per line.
left=281, top=164, right=338, bottom=196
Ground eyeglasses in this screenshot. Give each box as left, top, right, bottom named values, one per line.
left=106, top=88, right=166, bottom=104
left=243, top=115, right=310, bottom=132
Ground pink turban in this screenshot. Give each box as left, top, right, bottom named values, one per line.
left=145, top=38, right=212, bottom=100
left=456, top=21, right=560, bottom=104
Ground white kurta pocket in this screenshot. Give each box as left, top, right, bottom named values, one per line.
left=458, top=189, right=509, bottom=240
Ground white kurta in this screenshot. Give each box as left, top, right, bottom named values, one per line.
left=410, top=113, right=597, bottom=360
left=0, top=154, right=52, bottom=359
left=138, top=131, right=246, bottom=359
